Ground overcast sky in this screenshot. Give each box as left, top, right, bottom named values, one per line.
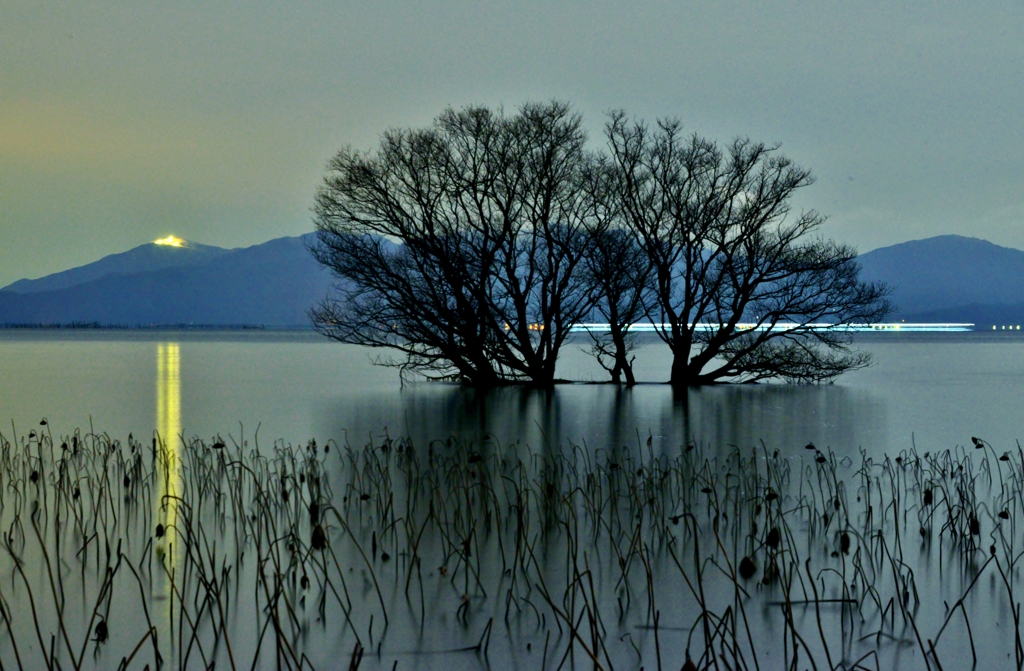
left=2, top=1, right=1023, bottom=286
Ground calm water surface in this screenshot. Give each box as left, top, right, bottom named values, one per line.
left=3, top=329, right=1024, bottom=669
left=1, top=329, right=1023, bottom=456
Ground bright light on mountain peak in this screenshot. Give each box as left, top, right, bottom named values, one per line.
left=154, top=235, right=187, bottom=248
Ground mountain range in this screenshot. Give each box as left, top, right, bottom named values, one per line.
left=1, top=232, right=1023, bottom=328
left=0, top=234, right=333, bottom=326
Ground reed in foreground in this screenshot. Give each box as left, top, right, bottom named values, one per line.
left=0, top=422, right=1020, bottom=669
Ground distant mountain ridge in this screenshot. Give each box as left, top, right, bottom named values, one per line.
left=0, top=234, right=334, bottom=326
left=3, top=231, right=1024, bottom=328
left=1, top=240, right=231, bottom=294
left=856, top=234, right=1024, bottom=325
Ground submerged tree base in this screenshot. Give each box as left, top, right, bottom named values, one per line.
left=0, top=423, right=1018, bottom=669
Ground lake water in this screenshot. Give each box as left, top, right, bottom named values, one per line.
left=3, top=329, right=1024, bottom=670
left=3, top=329, right=1024, bottom=458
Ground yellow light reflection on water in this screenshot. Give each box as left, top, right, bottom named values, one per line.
left=157, top=343, right=181, bottom=450
left=156, top=342, right=181, bottom=658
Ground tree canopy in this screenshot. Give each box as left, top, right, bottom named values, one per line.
left=605, top=112, right=891, bottom=384
left=309, top=102, right=890, bottom=386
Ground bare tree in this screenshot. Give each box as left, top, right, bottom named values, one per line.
left=581, top=222, right=654, bottom=385
left=606, top=112, right=891, bottom=385
left=309, top=102, right=599, bottom=385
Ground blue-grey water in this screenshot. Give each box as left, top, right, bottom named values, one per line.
left=2, top=329, right=1023, bottom=457
left=3, top=329, right=1024, bottom=670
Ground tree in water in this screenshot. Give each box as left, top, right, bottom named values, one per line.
left=605, top=112, right=891, bottom=385
left=310, top=102, right=889, bottom=386
left=309, top=102, right=599, bottom=385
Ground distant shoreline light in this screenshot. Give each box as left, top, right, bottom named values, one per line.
left=570, top=323, right=977, bottom=333
left=154, top=235, right=187, bottom=247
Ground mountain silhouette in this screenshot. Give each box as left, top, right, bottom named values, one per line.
left=0, top=234, right=333, bottom=326
left=857, top=234, right=1024, bottom=325
left=2, top=239, right=231, bottom=294
left=5, top=231, right=1024, bottom=328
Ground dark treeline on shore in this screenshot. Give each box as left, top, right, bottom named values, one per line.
left=309, top=101, right=890, bottom=387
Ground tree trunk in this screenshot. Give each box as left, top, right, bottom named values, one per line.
left=609, top=325, right=627, bottom=385
left=611, top=331, right=636, bottom=386
left=670, top=350, right=690, bottom=386
left=528, top=353, right=559, bottom=386
left=668, top=328, right=694, bottom=386
left=609, top=359, right=622, bottom=383
left=622, top=356, right=636, bottom=386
